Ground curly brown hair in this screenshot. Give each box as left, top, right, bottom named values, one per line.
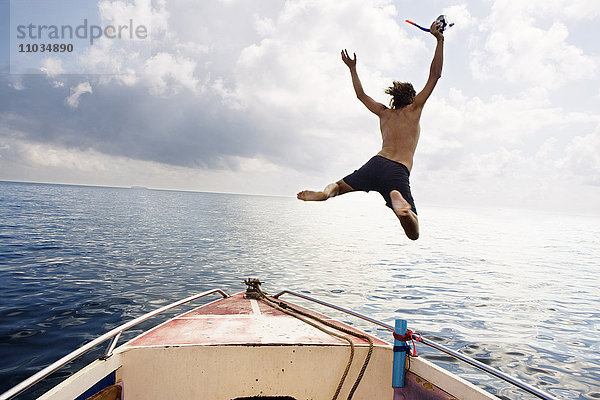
left=385, top=81, right=416, bottom=109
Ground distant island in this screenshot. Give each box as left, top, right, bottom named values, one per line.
left=130, top=186, right=148, bottom=190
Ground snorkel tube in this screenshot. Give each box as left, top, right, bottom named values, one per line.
left=405, top=15, right=454, bottom=33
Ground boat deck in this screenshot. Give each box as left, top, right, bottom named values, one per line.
left=35, top=290, right=500, bottom=400
left=127, top=293, right=389, bottom=348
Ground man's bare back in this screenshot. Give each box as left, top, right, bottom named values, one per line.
left=298, top=21, right=445, bottom=240
left=377, top=106, right=422, bottom=171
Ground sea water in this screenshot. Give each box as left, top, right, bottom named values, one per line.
left=1, top=181, right=599, bottom=399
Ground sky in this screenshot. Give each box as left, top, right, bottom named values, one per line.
left=1, top=0, right=599, bottom=214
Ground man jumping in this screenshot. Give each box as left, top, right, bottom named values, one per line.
left=297, top=21, right=445, bottom=240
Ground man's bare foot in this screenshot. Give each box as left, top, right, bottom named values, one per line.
left=297, top=190, right=328, bottom=201
left=391, top=190, right=419, bottom=240
left=390, top=190, right=411, bottom=217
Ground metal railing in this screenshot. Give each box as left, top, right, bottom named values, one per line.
left=0, top=289, right=230, bottom=400
left=273, top=290, right=561, bottom=400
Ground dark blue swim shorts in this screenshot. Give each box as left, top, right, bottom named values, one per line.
left=343, top=155, right=417, bottom=214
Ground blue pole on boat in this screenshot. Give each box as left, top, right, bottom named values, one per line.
left=392, top=319, right=407, bottom=388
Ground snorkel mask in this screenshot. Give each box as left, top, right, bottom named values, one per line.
left=405, top=15, right=454, bottom=33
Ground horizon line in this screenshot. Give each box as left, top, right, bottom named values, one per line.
left=0, top=179, right=292, bottom=199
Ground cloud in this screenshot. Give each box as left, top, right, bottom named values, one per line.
left=253, top=14, right=276, bottom=37
left=40, top=57, right=66, bottom=88
left=558, top=0, right=600, bottom=19
left=442, top=4, right=476, bottom=31
left=560, top=128, right=600, bottom=185
left=65, top=82, right=93, bottom=108
left=227, top=0, right=428, bottom=169
left=8, top=76, right=24, bottom=91
left=143, top=52, right=199, bottom=96
left=421, top=87, right=597, bottom=147
left=0, top=135, right=306, bottom=196
left=73, top=0, right=170, bottom=76
left=40, top=57, right=65, bottom=77
left=0, top=72, right=312, bottom=171
left=470, top=0, right=599, bottom=88
left=415, top=85, right=600, bottom=192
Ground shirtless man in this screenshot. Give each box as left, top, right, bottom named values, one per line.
left=297, top=21, right=444, bottom=240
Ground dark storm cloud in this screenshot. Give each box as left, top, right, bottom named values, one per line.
left=0, top=73, right=323, bottom=171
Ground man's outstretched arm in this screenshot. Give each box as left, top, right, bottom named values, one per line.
left=413, top=22, right=444, bottom=108
left=341, top=49, right=387, bottom=116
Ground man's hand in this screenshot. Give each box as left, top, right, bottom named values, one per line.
left=430, top=21, right=444, bottom=41
left=341, top=49, right=357, bottom=69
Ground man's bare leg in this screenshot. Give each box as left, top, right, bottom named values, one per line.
left=390, top=190, right=419, bottom=240
left=297, top=179, right=354, bottom=201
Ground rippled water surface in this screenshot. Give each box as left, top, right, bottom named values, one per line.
left=1, top=181, right=599, bottom=399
